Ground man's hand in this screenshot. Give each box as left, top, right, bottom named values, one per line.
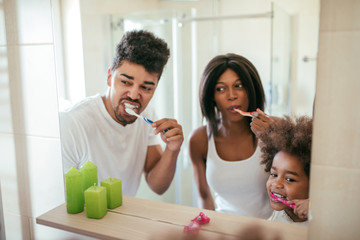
left=152, top=118, right=184, bottom=152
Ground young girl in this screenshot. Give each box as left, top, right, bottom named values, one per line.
left=189, top=53, right=273, bottom=219
left=259, top=116, right=312, bottom=225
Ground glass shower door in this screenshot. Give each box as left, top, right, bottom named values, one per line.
left=109, top=10, right=194, bottom=206
left=269, top=3, right=292, bottom=116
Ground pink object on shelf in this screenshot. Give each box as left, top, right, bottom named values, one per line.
left=192, top=212, right=210, bottom=224
left=184, top=212, right=210, bottom=235
left=270, top=194, right=295, bottom=209
left=183, top=220, right=200, bottom=234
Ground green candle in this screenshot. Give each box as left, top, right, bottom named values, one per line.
left=101, top=178, right=122, bottom=209
left=84, top=185, right=107, bottom=219
left=64, top=167, right=84, bottom=213
left=80, top=161, right=98, bottom=192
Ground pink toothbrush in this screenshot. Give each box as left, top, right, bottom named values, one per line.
left=270, top=194, right=295, bottom=209
left=234, top=109, right=254, bottom=117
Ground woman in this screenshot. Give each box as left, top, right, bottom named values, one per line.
left=189, top=53, right=273, bottom=218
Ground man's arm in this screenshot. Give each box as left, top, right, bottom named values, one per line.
left=143, top=118, right=183, bottom=195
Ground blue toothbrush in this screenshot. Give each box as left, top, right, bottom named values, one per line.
left=125, top=107, right=168, bottom=132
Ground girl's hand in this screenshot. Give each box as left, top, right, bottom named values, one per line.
left=287, top=199, right=310, bottom=220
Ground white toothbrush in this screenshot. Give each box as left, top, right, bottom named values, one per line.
left=125, top=107, right=168, bottom=132
left=125, top=107, right=154, bottom=124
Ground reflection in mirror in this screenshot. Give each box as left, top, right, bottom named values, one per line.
left=52, top=0, right=319, bottom=216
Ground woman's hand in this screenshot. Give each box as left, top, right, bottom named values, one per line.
left=250, top=108, right=276, bottom=137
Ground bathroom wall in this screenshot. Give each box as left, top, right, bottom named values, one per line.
left=0, top=0, right=92, bottom=238
left=308, top=0, right=360, bottom=239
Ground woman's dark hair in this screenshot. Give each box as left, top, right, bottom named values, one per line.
left=259, top=116, right=313, bottom=177
left=111, top=30, right=170, bottom=80
left=199, top=53, right=265, bottom=137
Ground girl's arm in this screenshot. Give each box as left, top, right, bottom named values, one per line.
left=188, top=126, right=215, bottom=210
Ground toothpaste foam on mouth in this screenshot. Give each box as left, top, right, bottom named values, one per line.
left=124, top=103, right=137, bottom=110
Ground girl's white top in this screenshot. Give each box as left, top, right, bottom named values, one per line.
left=268, top=210, right=308, bottom=226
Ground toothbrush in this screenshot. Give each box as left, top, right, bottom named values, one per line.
left=125, top=107, right=168, bottom=132
left=270, top=194, right=295, bottom=209
left=125, top=107, right=154, bottom=124
left=234, top=109, right=254, bottom=117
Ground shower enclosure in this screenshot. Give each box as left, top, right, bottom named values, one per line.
left=108, top=3, right=291, bottom=206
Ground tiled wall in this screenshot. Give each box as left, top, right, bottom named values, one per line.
left=0, top=0, right=90, bottom=238
left=308, top=0, right=360, bottom=239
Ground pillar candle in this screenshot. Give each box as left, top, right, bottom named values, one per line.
left=64, top=167, right=84, bottom=213
left=80, top=161, right=98, bottom=192
left=101, top=178, right=122, bottom=209
left=84, top=185, right=107, bottom=219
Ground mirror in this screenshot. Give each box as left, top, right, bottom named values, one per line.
left=52, top=0, right=319, bottom=211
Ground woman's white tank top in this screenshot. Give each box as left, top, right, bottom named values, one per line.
left=205, top=133, right=273, bottom=219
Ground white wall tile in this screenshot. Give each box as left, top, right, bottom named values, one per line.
left=0, top=133, right=21, bottom=215
left=0, top=181, right=5, bottom=240
left=0, top=177, right=22, bottom=216
left=309, top=165, right=360, bottom=239
left=313, top=31, right=360, bottom=169
left=320, top=0, right=360, bottom=31
left=7, top=45, right=60, bottom=138
left=0, top=133, right=17, bottom=182
left=0, top=47, right=13, bottom=133
left=3, top=0, right=53, bottom=45
left=3, top=134, right=35, bottom=218
left=3, top=211, right=31, bottom=239
left=0, top=7, right=6, bottom=46
left=0, top=133, right=65, bottom=220
left=26, top=136, right=65, bottom=218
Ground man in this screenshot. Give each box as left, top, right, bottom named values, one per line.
left=60, top=30, right=183, bottom=196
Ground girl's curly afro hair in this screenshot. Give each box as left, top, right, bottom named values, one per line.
left=259, top=116, right=313, bottom=177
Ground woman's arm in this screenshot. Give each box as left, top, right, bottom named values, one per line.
left=188, top=126, right=215, bottom=210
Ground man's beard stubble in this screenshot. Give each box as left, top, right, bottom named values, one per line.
left=111, top=97, right=139, bottom=125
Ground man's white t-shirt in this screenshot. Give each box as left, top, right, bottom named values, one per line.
left=60, top=94, right=161, bottom=196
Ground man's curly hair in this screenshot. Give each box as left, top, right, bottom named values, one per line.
left=259, top=116, right=313, bottom=177
left=111, top=30, right=170, bottom=80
